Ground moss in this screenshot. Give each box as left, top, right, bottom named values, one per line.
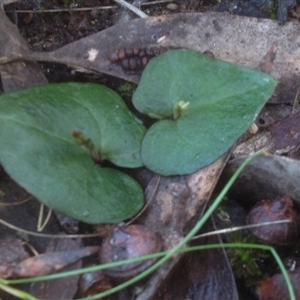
left=117, top=82, right=137, bottom=98
left=227, top=232, right=270, bottom=285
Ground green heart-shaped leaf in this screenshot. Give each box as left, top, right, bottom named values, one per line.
left=133, top=50, right=277, bottom=175
left=0, top=83, right=146, bottom=224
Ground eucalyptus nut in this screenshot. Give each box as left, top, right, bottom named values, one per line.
left=100, top=225, right=161, bottom=279
left=246, top=195, right=300, bottom=246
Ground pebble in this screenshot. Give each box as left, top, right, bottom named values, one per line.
left=167, top=3, right=178, bottom=10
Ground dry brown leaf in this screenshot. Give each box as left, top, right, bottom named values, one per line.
left=153, top=221, right=239, bottom=300
left=30, top=238, right=84, bottom=300
left=0, top=10, right=47, bottom=92
left=13, top=245, right=100, bottom=278
left=132, top=152, right=234, bottom=299
left=0, top=13, right=298, bottom=104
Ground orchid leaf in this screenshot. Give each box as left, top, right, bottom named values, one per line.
left=133, top=50, right=277, bottom=175
left=0, top=83, right=146, bottom=224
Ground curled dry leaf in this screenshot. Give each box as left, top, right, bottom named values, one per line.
left=30, top=238, right=84, bottom=300
left=0, top=237, right=30, bottom=278
left=2, top=246, right=100, bottom=278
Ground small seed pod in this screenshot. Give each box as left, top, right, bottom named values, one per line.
left=108, top=47, right=174, bottom=71
left=100, top=225, right=161, bottom=279
left=246, top=195, right=300, bottom=246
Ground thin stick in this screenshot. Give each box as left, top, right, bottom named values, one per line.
left=0, top=217, right=100, bottom=238
left=12, top=0, right=173, bottom=13
left=0, top=196, right=32, bottom=207
left=192, top=219, right=291, bottom=240
left=113, top=0, right=148, bottom=18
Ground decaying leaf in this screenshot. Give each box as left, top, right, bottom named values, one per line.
left=233, top=110, right=300, bottom=157
left=0, top=10, right=47, bottom=92
left=30, top=238, right=84, bottom=300
left=221, top=154, right=300, bottom=207
left=2, top=245, right=100, bottom=278
left=0, top=237, right=30, bottom=279
left=131, top=152, right=236, bottom=299
left=153, top=223, right=239, bottom=300
left=0, top=237, right=29, bottom=264
left=1, top=13, right=299, bottom=105
left=270, top=111, right=300, bottom=150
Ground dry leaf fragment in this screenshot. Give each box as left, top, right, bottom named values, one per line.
left=133, top=153, right=232, bottom=299
left=2, top=246, right=100, bottom=278
left=270, top=111, right=300, bottom=150
left=259, top=42, right=277, bottom=74
left=1, top=12, right=300, bottom=104
left=0, top=10, right=47, bottom=92
left=30, top=238, right=86, bottom=300
left=0, top=237, right=29, bottom=264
